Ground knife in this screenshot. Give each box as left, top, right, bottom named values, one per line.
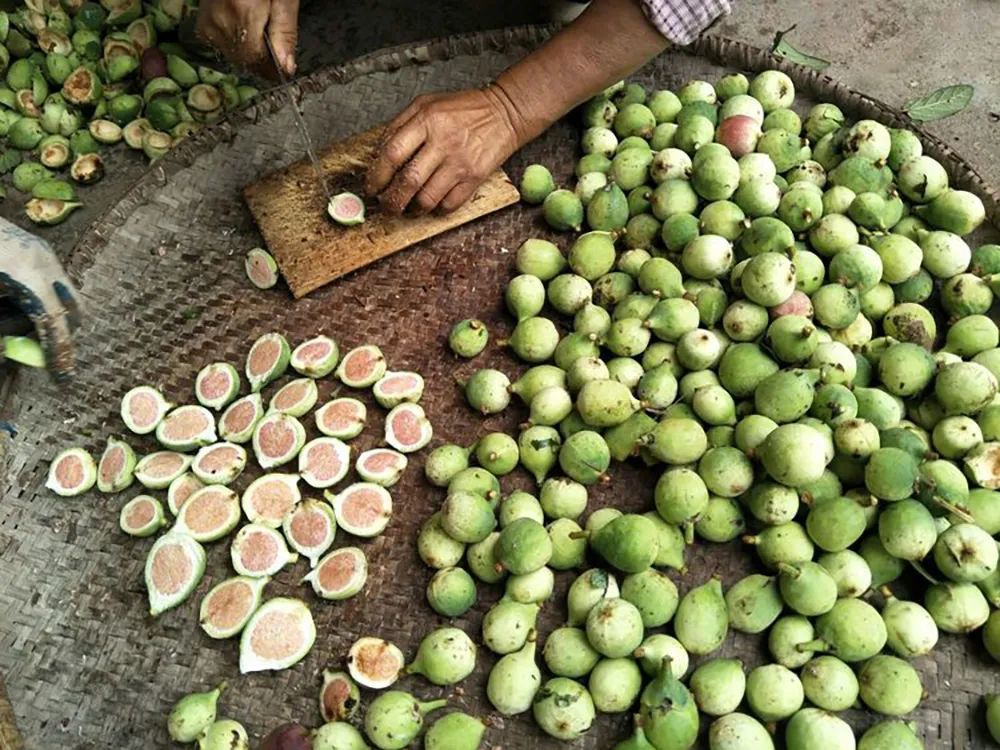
left=263, top=35, right=333, bottom=207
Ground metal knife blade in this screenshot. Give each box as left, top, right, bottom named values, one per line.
left=264, top=35, right=332, bottom=206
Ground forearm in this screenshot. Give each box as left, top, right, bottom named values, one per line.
left=491, top=0, right=670, bottom=146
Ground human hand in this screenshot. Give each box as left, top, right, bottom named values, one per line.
left=195, top=0, right=300, bottom=76
left=0, top=218, right=82, bottom=380
left=366, top=86, right=527, bottom=215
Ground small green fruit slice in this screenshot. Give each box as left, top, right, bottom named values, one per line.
left=336, top=345, right=387, bottom=388
left=145, top=532, right=207, bottom=616
left=303, top=546, right=368, bottom=600
left=252, top=412, right=306, bottom=469
left=119, top=494, right=167, bottom=537
left=47, top=448, right=98, bottom=497
left=121, top=385, right=172, bottom=434
left=242, top=473, right=302, bottom=528
left=96, top=436, right=137, bottom=493
left=219, top=393, right=265, bottom=444
left=290, top=335, right=340, bottom=378
left=327, top=483, right=393, bottom=537
left=319, top=669, right=362, bottom=722
left=167, top=472, right=205, bottom=516
left=231, top=523, right=299, bottom=577
left=356, top=448, right=408, bottom=487
left=176, top=486, right=241, bottom=542
left=245, top=247, right=279, bottom=290
left=239, top=597, right=316, bottom=673
left=268, top=377, right=319, bottom=417
left=135, top=451, right=193, bottom=489
left=194, top=362, right=241, bottom=411
left=2, top=336, right=46, bottom=367
left=347, top=637, right=405, bottom=689
left=155, top=404, right=218, bottom=451
left=246, top=333, right=291, bottom=392
left=372, top=371, right=425, bottom=409
left=191, top=442, right=248, bottom=485
left=298, top=437, right=351, bottom=489
left=315, top=398, right=367, bottom=439
left=199, top=575, right=268, bottom=639
left=385, top=403, right=433, bottom=453
left=328, top=191, right=366, bottom=225
left=282, top=498, right=337, bottom=567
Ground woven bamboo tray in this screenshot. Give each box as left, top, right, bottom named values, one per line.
left=1, top=27, right=999, bottom=749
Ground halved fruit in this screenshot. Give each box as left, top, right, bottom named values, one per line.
left=245, top=248, right=279, bottom=290
left=326, top=483, right=392, bottom=538
left=199, top=575, right=269, bottom=639
left=336, top=345, right=387, bottom=388
left=328, top=191, right=366, bottom=226
left=97, top=436, right=138, bottom=493
left=283, top=499, right=337, bottom=567
left=119, top=494, right=168, bottom=537
left=355, top=448, right=408, bottom=487
left=319, top=669, right=361, bottom=722
left=291, top=335, right=339, bottom=378
left=167, top=472, right=205, bottom=516
left=239, top=597, right=316, bottom=674
left=315, top=398, right=367, bottom=440
left=218, top=393, right=265, bottom=444
left=303, top=546, right=368, bottom=600
left=121, top=385, right=172, bottom=434
left=46, top=447, right=97, bottom=497
left=242, top=473, right=302, bottom=528
left=155, top=404, right=218, bottom=451
left=175, top=486, right=241, bottom=542
left=246, top=333, right=291, bottom=392
left=298, top=437, right=351, bottom=489
left=191, top=442, right=247, bottom=485
left=195, top=362, right=241, bottom=411
left=384, top=403, right=433, bottom=454
left=135, top=451, right=193, bottom=490
left=252, top=412, right=307, bottom=469
left=372, top=371, right=425, bottom=409
left=145, top=532, right=207, bottom=616
left=231, top=523, right=299, bottom=577
left=346, top=637, right=405, bottom=689
left=268, top=378, right=319, bottom=417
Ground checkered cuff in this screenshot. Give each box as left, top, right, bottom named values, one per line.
left=640, top=0, right=732, bottom=45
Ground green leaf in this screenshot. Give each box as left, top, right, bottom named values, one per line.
left=770, top=25, right=831, bottom=71
left=904, top=84, right=974, bottom=123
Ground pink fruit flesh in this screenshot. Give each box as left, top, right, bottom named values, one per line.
left=199, top=370, right=230, bottom=400
left=297, top=341, right=331, bottom=363
left=55, top=454, right=84, bottom=488
left=100, top=447, right=124, bottom=485
left=344, top=350, right=377, bottom=382
left=203, top=580, right=253, bottom=630
left=172, top=476, right=202, bottom=511
left=250, top=610, right=305, bottom=661
left=321, top=677, right=355, bottom=722
left=769, top=289, right=814, bottom=319
left=303, top=443, right=344, bottom=482
left=274, top=381, right=310, bottom=411
left=248, top=256, right=275, bottom=287
left=146, top=453, right=186, bottom=478
left=380, top=374, right=418, bottom=394
left=319, top=402, right=362, bottom=433
left=249, top=339, right=279, bottom=378
left=258, top=421, right=295, bottom=458
left=318, top=551, right=358, bottom=592
left=223, top=400, right=256, bottom=433
left=352, top=642, right=399, bottom=683
left=289, top=507, right=329, bottom=548
left=362, top=450, right=402, bottom=474
left=249, top=479, right=297, bottom=523
left=129, top=392, right=158, bottom=429
left=334, top=194, right=363, bottom=218
left=240, top=530, right=279, bottom=572
left=163, top=408, right=210, bottom=441
left=151, top=543, right=192, bottom=595
left=199, top=445, right=240, bottom=473
left=716, top=115, right=761, bottom=158
left=260, top=723, right=311, bottom=750
left=184, top=489, right=232, bottom=534
left=342, top=489, right=387, bottom=528
left=389, top=409, right=422, bottom=447
left=126, top=499, right=154, bottom=529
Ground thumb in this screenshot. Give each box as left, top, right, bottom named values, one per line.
left=268, top=0, right=300, bottom=75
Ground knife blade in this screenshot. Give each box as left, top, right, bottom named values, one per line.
left=264, top=35, right=332, bottom=206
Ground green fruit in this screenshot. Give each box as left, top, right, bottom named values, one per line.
left=543, top=189, right=584, bottom=231
left=784, top=708, right=855, bottom=750
left=800, top=656, right=859, bottom=712
left=497, top=518, right=551, bottom=575
left=519, top=163, right=555, bottom=204
left=532, top=678, right=595, bottom=741
left=620, top=569, right=679, bottom=627
left=486, top=631, right=540, bottom=715
left=592, top=514, right=659, bottom=573
left=423, top=712, right=486, bottom=750
left=857, top=654, right=923, bottom=716
left=708, top=713, right=774, bottom=750
left=364, top=691, right=447, bottom=750
left=638, top=657, right=700, bottom=750
left=406, top=627, right=476, bottom=686
left=426, top=567, right=476, bottom=617
left=746, top=664, right=803, bottom=722
left=543, top=626, right=600, bottom=678
left=725, top=574, right=783, bottom=634
left=448, top=318, right=488, bottom=358
left=482, top=598, right=539, bottom=653
left=858, top=720, right=926, bottom=750
left=674, top=578, right=728, bottom=656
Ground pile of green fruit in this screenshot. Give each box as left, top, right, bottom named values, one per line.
left=0, top=0, right=258, bottom=225
left=416, top=70, right=998, bottom=749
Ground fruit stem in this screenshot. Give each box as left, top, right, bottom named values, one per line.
left=418, top=698, right=449, bottom=715
left=933, top=495, right=975, bottom=524
left=795, top=639, right=828, bottom=653
left=909, top=559, right=941, bottom=585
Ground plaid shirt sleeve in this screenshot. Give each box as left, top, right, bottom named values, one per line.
left=640, top=0, right=733, bottom=45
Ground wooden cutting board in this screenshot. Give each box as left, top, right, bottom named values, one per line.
left=244, top=125, right=521, bottom=298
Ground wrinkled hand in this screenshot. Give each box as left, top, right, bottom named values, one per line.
left=0, top=218, right=82, bottom=379
left=196, top=0, right=299, bottom=76
left=367, top=87, right=524, bottom=215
